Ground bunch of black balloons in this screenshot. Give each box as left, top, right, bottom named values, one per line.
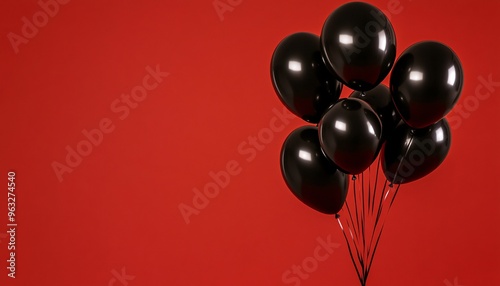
left=271, top=2, right=463, bottom=215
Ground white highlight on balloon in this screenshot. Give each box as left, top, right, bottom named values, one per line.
left=298, top=150, right=312, bottom=161
left=335, top=120, right=347, bottom=131
left=378, top=31, right=387, bottom=51
left=367, top=122, right=375, bottom=135
left=435, top=127, right=444, bottom=142
left=447, top=66, right=456, bottom=86
left=339, top=34, right=353, bottom=44
left=288, top=60, right=302, bottom=72
left=409, top=71, right=423, bottom=81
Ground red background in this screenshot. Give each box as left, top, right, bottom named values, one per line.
left=1, top=0, right=499, bottom=285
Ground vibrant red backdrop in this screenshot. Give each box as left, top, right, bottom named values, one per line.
left=0, top=0, right=499, bottom=285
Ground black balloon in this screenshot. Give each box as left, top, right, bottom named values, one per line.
left=390, top=41, right=464, bottom=129
left=321, top=2, right=396, bottom=92
left=281, top=126, right=349, bottom=214
left=381, top=119, right=451, bottom=184
left=271, top=32, right=343, bottom=123
left=350, top=84, right=400, bottom=139
left=319, top=98, right=382, bottom=175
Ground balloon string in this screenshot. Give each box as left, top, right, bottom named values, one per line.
left=369, top=156, right=381, bottom=272
left=365, top=163, right=389, bottom=281
left=389, top=184, right=401, bottom=208
left=363, top=162, right=378, bottom=284
left=369, top=178, right=386, bottom=269
left=340, top=213, right=364, bottom=282
left=344, top=201, right=360, bottom=240
left=364, top=167, right=372, bottom=284
left=372, top=156, right=381, bottom=214
left=355, top=174, right=367, bottom=281
left=365, top=224, right=385, bottom=283
left=351, top=178, right=363, bottom=269
left=346, top=217, right=365, bottom=281
left=365, top=131, right=411, bottom=279
left=361, top=172, right=366, bottom=238
left=374, top=179, right=388, bottom=230
left=352, top=177, right=362, bottom=242
left=337, top=217, right=364, bottom=286
left=363, top=157, right=380, bottom=282
left=342, top=155, right=404, bottom=286
left=365, top=183, right=401, bottom=281
left=367, top=165, right=371, bottom=216
left=361, top=172, right=367, bottom=280
left=352, top=176, right=368, bottom=284
left=364, top=188, right=391, bottom=283
left=391, top=134, right=414, bottom=186
left=368, top=168, right=385, bottom=264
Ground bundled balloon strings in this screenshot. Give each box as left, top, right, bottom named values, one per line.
left=336, top=132, right=414, bottom=286
left=272, top=2, right=463, bottom=284
left=336, top=158, right=403, bottom=286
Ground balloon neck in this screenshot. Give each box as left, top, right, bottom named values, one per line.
left=352, top=175, right=357, bottom=180
left=335, top=213, right=340, bottom=219
left=389, top=182, right=394, bottom=188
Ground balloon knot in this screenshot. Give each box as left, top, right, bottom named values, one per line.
left=352, top=175, right=357, bottom=180
left=389, top=182, right=394, bottom=188
left=335, top=213, right=340, bottom=219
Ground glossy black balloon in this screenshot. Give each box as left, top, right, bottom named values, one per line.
left=321, top=2, right=396, bottom=92
left=281, top=126, right=349, bottom=214
left=271, top=32, right=343, bottom=123
left=390, top=41, right=464, bottom=129
left=381, top=119, right=451, bottom=184
left=319, top=98, right=383, bottom=175
left=350, top=84, right=400, bottom=139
